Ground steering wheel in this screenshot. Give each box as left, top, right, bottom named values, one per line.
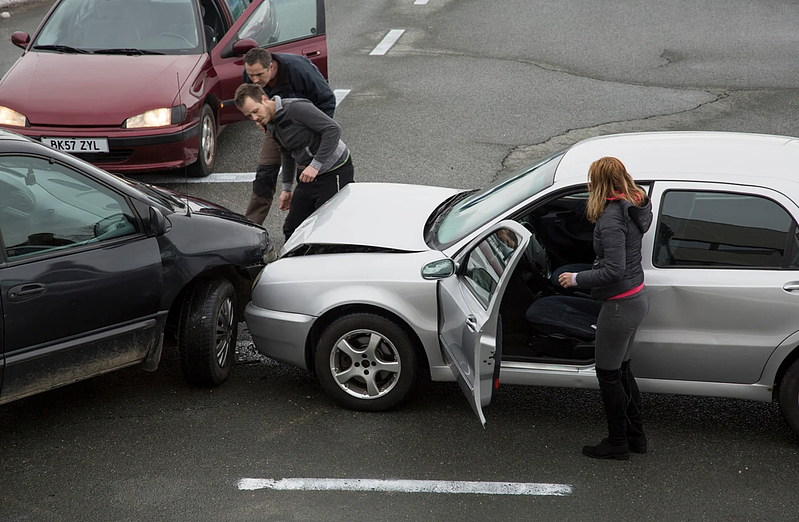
left=156, top=32, right=194, bottom=46
left=94, top=213, right=130, bottom=239
left=522, top=222, right=552, bottom=280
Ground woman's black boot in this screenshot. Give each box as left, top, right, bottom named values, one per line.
left=621, top=360, right=647, bottom=454
left=583, top=368, right=630, bottom=460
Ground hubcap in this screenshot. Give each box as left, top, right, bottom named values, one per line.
left=328, top=329, right=401, bottom=399
left=215, top=298, right=233, bottom=367
left=201, top=113, right=215, bottom=166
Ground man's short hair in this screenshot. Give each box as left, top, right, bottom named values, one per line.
left=234, top=83, right=267, bottom=109
left=243, top=47, right=272, bottom=69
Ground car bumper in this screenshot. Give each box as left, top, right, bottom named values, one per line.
left=244, top=302, right=314, bottom=371
left=4, top=122, right=200, bottom=173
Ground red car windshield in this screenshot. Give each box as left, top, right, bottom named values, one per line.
left=33, top=0, right=203, bottom=54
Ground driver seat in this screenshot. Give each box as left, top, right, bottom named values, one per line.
left=525, top=295, right=600, bottom=360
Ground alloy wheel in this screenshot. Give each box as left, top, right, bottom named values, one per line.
left=328, top=329, right=401, bottom=399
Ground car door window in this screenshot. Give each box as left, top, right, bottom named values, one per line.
left=237, top=0, right=318, bottom=46
left=462, top=229, right=521, bottom=308
left=654, top=190, right=798, bottom=268
left=224, top=0, right=252, bottom=20
left=0, top=156, right=139, bottom=261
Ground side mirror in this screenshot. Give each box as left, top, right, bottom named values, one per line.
left=421, top=259, right=455, bottom=280
left=149, top=206, right=168, bottom=236
left=232, top=38, right=258, bottom=56
left=11, top=32, right=30, bottom=50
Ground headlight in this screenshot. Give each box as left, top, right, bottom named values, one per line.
left=123, top=105, right=185, bottom=128
left=0, top=106, right=27, bottom=126
left=262, top=241, right=278, bottom=264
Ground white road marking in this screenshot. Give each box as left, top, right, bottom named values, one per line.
left=238, top=478, right=573, bottom=496
left=370, top=29, right=405, bottom=56
left=334, top=89, right=351, bottom=106
left=139, top=172, right=255, bottom=184
left=414, top=0, right=430, bottom=4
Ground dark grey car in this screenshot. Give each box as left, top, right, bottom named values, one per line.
left=0, top=129, right=275, bottom=404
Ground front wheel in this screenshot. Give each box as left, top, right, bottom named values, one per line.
left=178, top=278, right=237, bottom=386
left=779, top=358, right=799, bottom=437
left=315, top=313, right=417, bottom=412
left=187, top=104, right=217, bottom=177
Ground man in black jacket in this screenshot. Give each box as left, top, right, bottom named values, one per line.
left=234, top=84, right=354, bottom=240
left=242, top=48, right=336, bottom=226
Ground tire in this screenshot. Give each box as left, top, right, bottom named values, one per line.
left=315, top=313, right=417, bottom=412
left=779, top=358, right=799, bottom=437
left=178, top=278, right=237, bottom=386
left=187, top=104, right=217, bottom=177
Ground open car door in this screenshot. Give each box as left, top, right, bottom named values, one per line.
left=212, top=0, right=328, bottom=126
left=438, top=221, right=530, bottom=426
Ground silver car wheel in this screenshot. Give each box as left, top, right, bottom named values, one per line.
left=200, top=111, right=216, bottom=166
left=215, top=297, right=234, bottom=368
left=328, top=328, right=401, bottom=399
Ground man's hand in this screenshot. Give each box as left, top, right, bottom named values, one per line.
left=299, top=166, right=319, bottom=183
left=256, top=122, right=266, bottom=133
left=279, top=190, right=292, bottom=210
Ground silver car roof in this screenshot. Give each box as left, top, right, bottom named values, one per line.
left=553, top=131, right=799, bottom=191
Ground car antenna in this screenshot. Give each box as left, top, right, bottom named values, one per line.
left=177, top=72, right=191, bottom=216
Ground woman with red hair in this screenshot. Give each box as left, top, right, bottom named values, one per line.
left=558, top=156, right=653, bottom=460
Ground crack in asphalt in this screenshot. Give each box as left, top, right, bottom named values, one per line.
left=494, top=89, right=736, bottom=180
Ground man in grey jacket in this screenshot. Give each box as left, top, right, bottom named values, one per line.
left=234, top=83, right=354, bottom=240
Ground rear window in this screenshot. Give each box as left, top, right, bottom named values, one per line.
left=654, top=190, right=799, bottom=268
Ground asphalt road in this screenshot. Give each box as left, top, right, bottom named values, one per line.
left=1, top=1, right=799, bottom=521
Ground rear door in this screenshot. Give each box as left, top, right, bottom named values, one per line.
left=638, top=181, right=799, bottom=384
left=438, top=221, right=530, bottom=426
left=212, top=0, right=328, bottom=125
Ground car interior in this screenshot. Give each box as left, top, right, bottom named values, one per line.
left=0, top=158, right=138, bottom=260
left=498, top=189, right=603, bottom=365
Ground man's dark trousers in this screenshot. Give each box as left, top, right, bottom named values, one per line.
left=283, top=157, right=354, bottom=240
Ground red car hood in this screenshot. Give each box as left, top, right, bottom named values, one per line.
left=0, top=53, right=203, bottom=127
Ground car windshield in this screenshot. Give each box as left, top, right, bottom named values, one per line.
left=33, top=0, right=202, bottom=54
left=429, top=151, right=563, bottom=249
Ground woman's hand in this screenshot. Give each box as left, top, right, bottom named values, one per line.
left=558, top=272, right=576, bottom=288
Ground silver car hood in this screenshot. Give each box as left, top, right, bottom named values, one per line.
left=282, top=182, right=464, bottom=253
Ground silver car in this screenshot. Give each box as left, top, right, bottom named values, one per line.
left=245, top=131, right=799, bottom=435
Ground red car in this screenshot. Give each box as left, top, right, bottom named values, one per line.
left=0, top=0, right=328, bottom=176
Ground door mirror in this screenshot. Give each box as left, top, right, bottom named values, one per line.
left=11, top=32, right=30, bottom=50
left=232, top=38, right=258, bottom=56
left=148, top=207, right=168, bottom=236
left=421, top=259, right=455, bottom=280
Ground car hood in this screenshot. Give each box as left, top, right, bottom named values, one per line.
left=283, top=182, right=464, bottom=253
left=0, top=53, right=203, bottom=126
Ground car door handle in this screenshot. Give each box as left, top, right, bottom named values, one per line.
left=465, top=315, right=479, bottom=332
left=304, top=50, right=321, bottom=57
left=8, top=283, right=47, bottom=302
left=784, top=282, right=799, bottom=291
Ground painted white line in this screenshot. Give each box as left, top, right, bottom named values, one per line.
left=414, top=0, right=429, bottom=4
left=140, top=172, right=255, bottom=184
left=238, top=478, right=573, bottom=496
left=370, top=29, right=405, bottom=56
left=334, top=89, right=351, bottom=106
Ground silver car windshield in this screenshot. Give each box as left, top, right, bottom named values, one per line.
left=34, top=0, right=201, bottom=54
left=431, top=151, right=563, bottom=249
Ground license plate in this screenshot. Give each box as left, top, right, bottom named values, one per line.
left=41, top=137, right=109, bottom=153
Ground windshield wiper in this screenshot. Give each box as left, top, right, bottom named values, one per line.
left=423, top=190, right=474, bottom=241
left=93, top=48, right=164, bottom=55
left=33, top=44, right=89, bottom=54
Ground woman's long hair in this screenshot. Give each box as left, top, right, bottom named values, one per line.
left=585, top=157, right=646, bottom=223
